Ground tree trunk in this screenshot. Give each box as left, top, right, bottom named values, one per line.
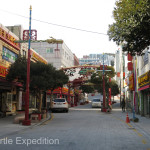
left=38, top=90, right=43, bottom=112
left=50, top=92, right=53, bottom=109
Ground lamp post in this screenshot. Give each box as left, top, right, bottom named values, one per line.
left=22, top=6, right=32, bottom=126
left=102, top=53, right=107, bottom=112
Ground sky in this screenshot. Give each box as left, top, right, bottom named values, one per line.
left=0, top=0, right=118, bottom=58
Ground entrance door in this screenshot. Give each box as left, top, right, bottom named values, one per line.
left=6, top=93, right=12, bottom=112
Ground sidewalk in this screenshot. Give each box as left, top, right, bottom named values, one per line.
left=111, top=99, right=150, bottom=137
left=0, top=113, right=51, bottom=138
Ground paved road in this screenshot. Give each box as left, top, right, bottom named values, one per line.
left=1, top=102, right=150, bottom=150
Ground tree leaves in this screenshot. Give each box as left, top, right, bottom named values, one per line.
left=108, top=0, right=150, bottom=55
left=6, top=57, right=69, bottom=92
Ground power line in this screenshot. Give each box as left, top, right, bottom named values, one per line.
left=0, top=9, right=108, bottom=36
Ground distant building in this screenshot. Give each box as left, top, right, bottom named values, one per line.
left=79, top=53, right=115, bottom=66
left=115, top=50, right=120, bottom=83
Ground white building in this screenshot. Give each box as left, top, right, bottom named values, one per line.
left=31, top=41, right=74, bottom=69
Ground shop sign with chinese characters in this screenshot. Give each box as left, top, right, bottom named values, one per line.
left=0, top=65, right=8, bottom=78
left=129, top=73, right=134, bottom=91
left=138, top=70, right=150, bottom=88
left=0, top=27, right=20, bottom=50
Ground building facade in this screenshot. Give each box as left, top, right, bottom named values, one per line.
left=116, top=43, right=150, bottom=118
left=31, top=41, right=74, bottom=69
left=0, top=24, right=47, bottom=116
left=0, top=23, right=21, bottom=115
left=74, top=54, right=79, bottom=66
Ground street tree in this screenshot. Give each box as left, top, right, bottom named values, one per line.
left=80, top=83, right=95, bottom=94
left=109, top=80, right=120, bottom=101
left=6, top=56, right=69, bottom=112
left=30, top=62, right=57, bottom=112
left=6, top=56, right=27, bottom=89
left=108, top=0, right=150, bottom=55
left=90, top=66, right=116, bottom=95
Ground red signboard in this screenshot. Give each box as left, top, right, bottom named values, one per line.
left=23, top=30, right=37, bottom=41
left=0, top=66, right=8, bottom=78
left=117, top=72, right=120, bottom=77
left=128, top=62, right=133, bottom=71
left=0, top=27, right=20, bottom=50
left=128, top=53, right=132, bottom=61
left=129, top=73, right=134, bottom=91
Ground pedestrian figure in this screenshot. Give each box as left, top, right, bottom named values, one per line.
left=121, top=98, right=126, bottom=112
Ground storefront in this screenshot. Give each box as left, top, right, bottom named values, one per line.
left=0, top=24, right=21, bottom=116
left=138, top=70, right=150, bottom=117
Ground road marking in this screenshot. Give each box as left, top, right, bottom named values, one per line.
left=41, top=113, right=54, bottom=125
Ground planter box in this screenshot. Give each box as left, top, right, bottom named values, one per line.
left=31, top=114, right=41, bottom=123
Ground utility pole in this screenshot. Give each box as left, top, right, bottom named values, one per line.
left=102, top=53, right=106, bottom=112
left=98, top=54, right=111, bottom=112
left=22, top=6, right=32, bottom=126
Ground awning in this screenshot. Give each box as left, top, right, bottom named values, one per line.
left=0, top=78, right=23, bottom=90
left=138, top=85, right=150, bottom=91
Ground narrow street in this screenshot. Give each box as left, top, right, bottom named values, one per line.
left=1, top=101, right=150, bottom=150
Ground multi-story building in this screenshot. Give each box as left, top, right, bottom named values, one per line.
left=0, top=24, right=47, bottom=115
left=0, top=23, right=20, bottom=115
left=31, top=41, right=74, bottom=69
left=136, top=47, right=150, bottom=117
left=116, top=43, right=150, bottom=118
left=79, top=53, right=115, bottom=66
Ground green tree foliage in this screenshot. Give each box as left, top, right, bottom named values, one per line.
left=108, top=0, right=150, bottom=55
left=90, top=66, right=116, bottom=94
left=6, top=57, right=69, bottom=111
left=6, top=56, right=27, bottom=89
left=80, top=83, right=95, bottom=94
left=110, top=80, right=119, bottom=96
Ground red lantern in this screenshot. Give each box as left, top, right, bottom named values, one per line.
left=117, top=72, right=120, bottom=77
left=123, top=72, right=125, bottom=78
left=128, top=62, right=133, bottom=71
left=128, top=53, right=132, bottom=61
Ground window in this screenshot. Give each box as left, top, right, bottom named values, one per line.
left=22, top=50, right=26, bottom=57
left=46, top=48, right=53, bottom=53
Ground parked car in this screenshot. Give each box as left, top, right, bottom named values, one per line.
left=91, top=98, right=102, bottom=108
left=51, top=98, right=69, bottom=112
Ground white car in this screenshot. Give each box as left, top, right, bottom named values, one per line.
left=51, top=98, right=69, bottom=112
left=92, top=98, right=102, bottom=108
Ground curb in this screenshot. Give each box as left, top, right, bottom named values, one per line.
left=31, top=112, right=52, bottom=127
